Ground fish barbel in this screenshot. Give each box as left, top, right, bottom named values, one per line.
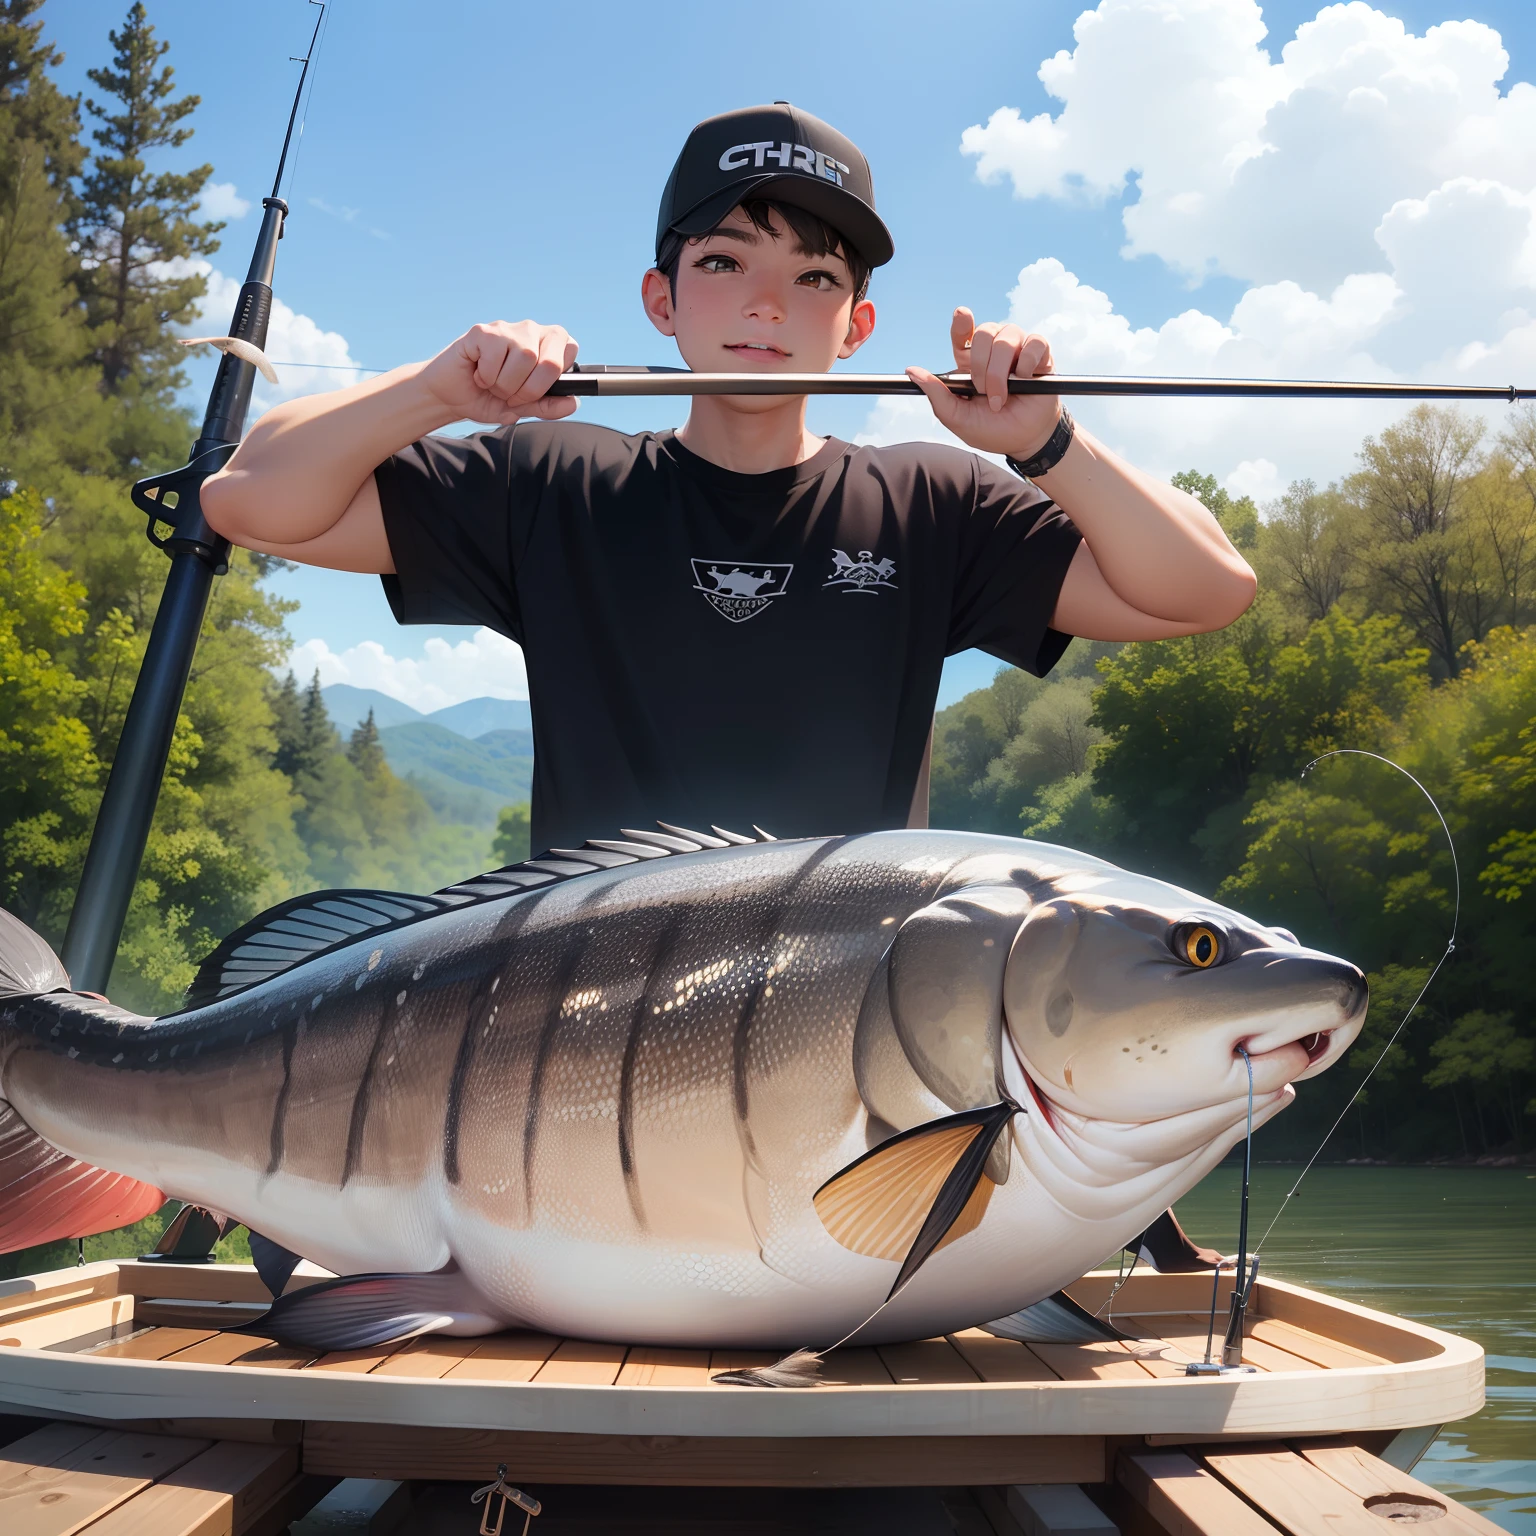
left=0, top=828, right=1366, bottom=1351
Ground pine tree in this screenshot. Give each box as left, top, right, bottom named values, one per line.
left=71, top=2, right=219, bottom=415
left=0, top=2, right=101, bottom=483
left=347, top=709, right=385, bottom=780
left=0, top=0, right=84, bottom=184
left=293, top=671, right=337, bottom=782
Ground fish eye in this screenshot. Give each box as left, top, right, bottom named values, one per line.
left=1177, top=924, right=1222, bottom=968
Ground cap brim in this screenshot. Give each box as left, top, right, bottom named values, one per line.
left=670, top=174, right=894, bottom=267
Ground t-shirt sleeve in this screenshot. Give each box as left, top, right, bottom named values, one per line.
left=946, top=458, right=1083, bottom=675
left=375, top=426, right=523, bottom=641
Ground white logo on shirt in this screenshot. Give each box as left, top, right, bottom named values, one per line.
left=824, top=549, right=897, bottom=593
left=691, top=559, right=794, bottom=623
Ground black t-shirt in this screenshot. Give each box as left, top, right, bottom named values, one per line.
left=376, top=423, right=1081, bottom=852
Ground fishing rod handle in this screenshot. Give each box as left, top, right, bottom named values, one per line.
left=548, top=368, right=1530, bottom=402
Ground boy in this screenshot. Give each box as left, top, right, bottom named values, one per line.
left=204, top=104, right=1254, bottom=853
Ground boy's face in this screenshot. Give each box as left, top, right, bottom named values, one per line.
left=642, top=205, right=875, bottom=393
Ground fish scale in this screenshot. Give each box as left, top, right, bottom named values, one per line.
left=0, top=828, right=1368, bottom=1349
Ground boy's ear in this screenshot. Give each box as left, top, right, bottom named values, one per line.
left=642, top=268, right=677, bottom=337
left=838, top=297, right=876, bottom=360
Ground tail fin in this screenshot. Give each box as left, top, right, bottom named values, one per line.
left=0, top=905, right=164, bottom=1253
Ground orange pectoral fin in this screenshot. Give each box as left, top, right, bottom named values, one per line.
left=813, top=1100, right=1018, bottom=1299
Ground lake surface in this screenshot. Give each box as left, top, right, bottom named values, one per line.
left=1175, top=1165, right=1536, bottom=1535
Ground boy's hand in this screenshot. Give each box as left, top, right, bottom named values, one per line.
left=908, top=308, right=1061, bottom=459
left=420, top=320, right=580, bottom=425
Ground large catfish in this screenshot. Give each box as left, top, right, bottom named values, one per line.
left=0, top=828, right=1366, bottom=1353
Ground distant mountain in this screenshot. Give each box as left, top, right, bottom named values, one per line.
left=377, top=721, right=533, bottom=828
left=428, top=697, right=532, bottom=737
left=320, top=684, right=425, bottom=734
left=321, top=684, right=531, bottom=741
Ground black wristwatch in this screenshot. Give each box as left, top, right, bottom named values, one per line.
left=1006, top=409, right=1075, bottom=481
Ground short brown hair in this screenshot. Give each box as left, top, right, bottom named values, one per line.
left=655, top=198, right=871, bottom=303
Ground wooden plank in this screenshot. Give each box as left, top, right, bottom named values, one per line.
left=1296, top=1439, right=1507, bottom=1536
left=615, top=1347, right=712, bottom=1387
left=240, top=1475, right=337, bottom=1536
left=70, top=1443, right=298, bottom=1536
left=302, top=1420, right=1107, bottom=1486
left=0, top=1423, right=105, bottom=1482
left=0, top=1275, right=120, bottom=1330
left=0, top=1296, right=136, bottom=1350
left=1252, top=1281, right=1442, bottom=1365
left=0, top=1427, right=211, bottom=1536
left=531, top=1338, right=627, bottom=1385
left=90, top=1328, right=218, bottom=1362
left=876, top=1338, right=980, bottom=1384
left=368, top=1336, right=485, bottom=1381
left=1248, top=1319, right=1386, bottom=1371
left=111, top=1267, right=269, bottom=1306
left=819, top=1348, right=894, bottom=1386
left=1118, top=1449, right=1282, bottom=1536
left=132, top=1302, right=268, bottom=1331
left=1203, top=1442, right=1396, bottom=1536
left=440, top=1330, right=559, bottom=1384
left=707, top=1349, right=779, bottom=1373
left=304, top=1347, right=397, bottom=1375
left=1026, top=1341, right=1151, bottom=1382
left=947, top=1330, right=1059, bottom=1383
left=1119, top=1314, right=1325, bottom=1375
left=207, top=1340, right=314, bottom=1371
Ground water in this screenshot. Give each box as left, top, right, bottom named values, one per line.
left=1174, top=1165, right=1536, bottom=1535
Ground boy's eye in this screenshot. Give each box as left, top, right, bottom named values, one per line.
left=797, top=269, right=842, bottom=291
left=696, top=254, right=740, bottom=274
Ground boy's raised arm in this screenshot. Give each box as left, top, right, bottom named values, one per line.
left=201, top=321, right=578, bottom=572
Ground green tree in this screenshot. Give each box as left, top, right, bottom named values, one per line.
left=71, top=1, right=217, bottom=434
left=1257, top=479, right=1354, bottom=620
left=347, top=709, right=385, bottom=779
left=0, top=489, right=99, bottom=926
left=1171, top=468, right=1258, bottom=551
left=491, top=802, right=531, bottom=866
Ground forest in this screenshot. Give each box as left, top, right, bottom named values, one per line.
left=0, top=0, right=1531, bottom=1255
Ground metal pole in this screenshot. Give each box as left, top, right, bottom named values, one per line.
left=60, top=4, right=325, bottom=992
left=61, top=201, right=288, bottom=992
left=548, top=367, right=1533, bottom=402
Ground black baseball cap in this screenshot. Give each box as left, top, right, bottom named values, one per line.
left=656, top=102, right=894, bottom=269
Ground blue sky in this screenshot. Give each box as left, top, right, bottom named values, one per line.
left=45, top=0, right=1536, bottom=710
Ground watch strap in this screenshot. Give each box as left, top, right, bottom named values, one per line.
left=1006, top=408, right=1075, bottom=481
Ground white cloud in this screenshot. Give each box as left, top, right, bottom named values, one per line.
left=859, top=2, right=1536, bottom=493
left=283, top=629, right=529, bottom=714
left=1225, top=458, right=1280, bottom=500
left=198, top=181, right=251, bottom=221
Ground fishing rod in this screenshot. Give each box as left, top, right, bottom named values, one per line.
left=60, top=3, right=327, bottom=995
left=550, top=366, right=1534, bottom=403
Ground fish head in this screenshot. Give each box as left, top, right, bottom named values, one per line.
left=1000, top=869, right=1367, bottom=1133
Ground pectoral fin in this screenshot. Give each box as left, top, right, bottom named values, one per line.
left=983, top=1288, right=1132, bottom=1345
left=248, top=1230, right=304, bottom=1296
left=1127, top=1208, right=1223, bottom=1272
left=813, top=1101, right=1018, bottom=1301
left=233, top=1265, right=501, bottom=1350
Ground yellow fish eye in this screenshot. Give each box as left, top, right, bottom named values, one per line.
left=1184, top=926, right=1220, bottom=968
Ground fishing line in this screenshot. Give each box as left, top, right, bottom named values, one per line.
left=1199, top=1045, right=1255, bottom=1367
left=1252, top=749, right=1461, bottom=1258
left=274, top=0, right=332, bottom=205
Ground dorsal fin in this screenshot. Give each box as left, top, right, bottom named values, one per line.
left=184, top=822, right=777, bottom=1009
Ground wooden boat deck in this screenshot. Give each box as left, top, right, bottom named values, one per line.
left=0, top=1258, right=1484, bottom=1489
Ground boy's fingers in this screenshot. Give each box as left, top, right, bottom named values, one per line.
left=520, top=395, right=578, bottom=421
left=986, top=326, right=1020, bottom=412
left=907, top=366, right=960, bottom=428
left=950, top=307, right=975, bottom=369
left=492, top=341, right=539, bottom=402
left=469, top=332, right=510, bottom=392
left=967, top=327, right=994, bottom=394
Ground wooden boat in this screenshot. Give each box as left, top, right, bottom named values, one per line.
left=0, top=1256, right=1483, bottom=1495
